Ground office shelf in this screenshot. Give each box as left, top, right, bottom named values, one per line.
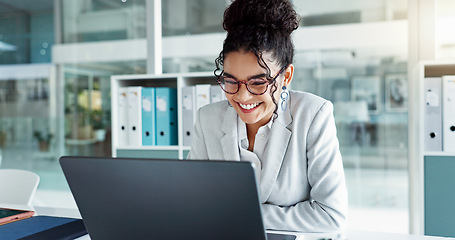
left=423, top=151, right=455, bottom=156
left=111, top=72, right=218, bottom=159
left=410, top=61, right=455, bottom=237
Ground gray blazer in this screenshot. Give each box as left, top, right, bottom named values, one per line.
left=187, top=90, right=348, bottom=232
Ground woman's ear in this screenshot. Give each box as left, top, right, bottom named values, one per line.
left=283, top=64, right=294, bottom=87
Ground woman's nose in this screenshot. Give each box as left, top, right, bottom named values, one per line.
left=235, top=83, right=253, bottom=100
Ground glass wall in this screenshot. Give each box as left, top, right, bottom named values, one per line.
left=61, top=0, right=146, bottom=43
left=0, top=64, right=62, bottom=197
left=292, top=49, right=408, bottom=232
left=162, top=0, right=225, bottom=36
left=293, top=50, right=408, bottom=162
left=163, top=57, right=215, bottom=73
left=62, top=62, right=146, bottom=157
left=0, top=1, right=60, bottom=199
left=0, top=77, right=54, bottom=156
left=294, top=0, right=407, bottom=26
left=0, top=13, right=29, bottom=64
left=0, top=3, right=54, bottom=64
left=161, top=0, right=408, bottom=37
left=59, top=0, right=148, bottom=160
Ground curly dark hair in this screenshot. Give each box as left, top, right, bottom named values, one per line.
left=214, top=0, right=300, bottom=118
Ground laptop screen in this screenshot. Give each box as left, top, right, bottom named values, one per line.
left=61, top=157, right=274, bottom=240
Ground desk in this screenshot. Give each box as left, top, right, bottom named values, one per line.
left=1, top=204, right=454, bottom=240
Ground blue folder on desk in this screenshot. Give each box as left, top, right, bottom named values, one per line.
left=0, top=215, right=87, bottom=240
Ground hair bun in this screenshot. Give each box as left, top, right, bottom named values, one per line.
left=223, top=0, right=300, bottom=35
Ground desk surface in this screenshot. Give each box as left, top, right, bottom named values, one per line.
left=1, top=204, right=453, bottom=240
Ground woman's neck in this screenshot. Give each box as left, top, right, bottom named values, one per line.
left=245, top=114, right=272, bottom=151
left=246, top=124, right=259, bottom=152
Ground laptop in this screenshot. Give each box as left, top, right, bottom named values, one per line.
left=60, top=156, right=298, bottom=240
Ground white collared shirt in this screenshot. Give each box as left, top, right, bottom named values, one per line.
left=237, top=116, right=273, bottom=183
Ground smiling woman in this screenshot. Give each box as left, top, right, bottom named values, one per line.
left=221, top=50, right=288, bottom=130
left=187, top=0, right=348, bottom=233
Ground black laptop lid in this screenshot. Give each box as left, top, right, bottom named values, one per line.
left=60, top=156, right=267, bottom=240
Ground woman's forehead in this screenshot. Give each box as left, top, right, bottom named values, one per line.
left=224, top=51, right=278, bottom=72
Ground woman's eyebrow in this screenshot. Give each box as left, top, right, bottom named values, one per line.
left=223, top=72, right=237, bottom=79
left=223, top=72, right=268, bottom=80
left=249, top=73, right=268, bottom=79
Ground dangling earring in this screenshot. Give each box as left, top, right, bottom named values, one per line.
left=280, top=86, right=289, bottom=111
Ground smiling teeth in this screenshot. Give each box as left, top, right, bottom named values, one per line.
left=239, top=103, right=259, bottom=110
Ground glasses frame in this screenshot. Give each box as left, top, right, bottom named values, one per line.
left=217, top=66, right=287, bottom=95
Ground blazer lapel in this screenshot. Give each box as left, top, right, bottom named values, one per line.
left=220, top=107, right=241, bottom=161
left=258, top=104, right=292, bottom=202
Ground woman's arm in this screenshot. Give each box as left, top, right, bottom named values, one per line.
left=262, top=101, right=348, bottom=232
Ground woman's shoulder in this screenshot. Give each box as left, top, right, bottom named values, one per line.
left=200, top=100, right=229, bottom=111
left=289, top=90, right=331, bottom=108
left=287, top=90, right=334, bottom=120
left=198, top=100, right=230, bottom=121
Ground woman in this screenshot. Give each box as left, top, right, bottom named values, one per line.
left=187, top=0, right=348, bottom=232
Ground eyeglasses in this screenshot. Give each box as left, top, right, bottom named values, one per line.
left=217, top=66, right=287, bottom=95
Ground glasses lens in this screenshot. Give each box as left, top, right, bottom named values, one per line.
left=219, top=77, right=238, bottom=94
left=247, top=79, right=269, bottom=95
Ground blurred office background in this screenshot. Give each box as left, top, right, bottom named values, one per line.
left=0, top=0, right=454, bottom=234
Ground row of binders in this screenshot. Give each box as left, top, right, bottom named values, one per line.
left=424, top=75, right=455, bottom=152
left=117, top=84, right=225, bottom=147
left=118, top=86, right=177, bottom=146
